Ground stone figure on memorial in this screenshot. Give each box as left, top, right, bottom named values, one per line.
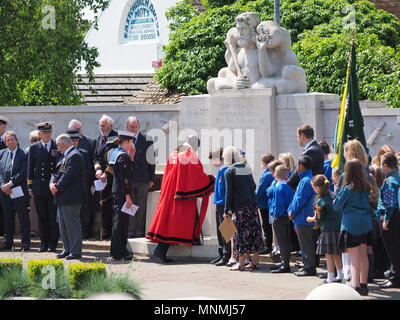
left=207, top=13, right=307, bottom=95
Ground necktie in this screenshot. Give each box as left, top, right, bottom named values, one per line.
left=133, top=136, right=136, bottom=144
left=102, top=135, right=107, bottom=143
left=5, top=151, right=13, bottom=182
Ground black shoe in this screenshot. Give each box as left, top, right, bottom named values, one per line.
left=39, top=246, right=48, bottom=252
left=271, top=266, right=291, bottom=273
left=384, top=269, right=394, bottom=278
left=65, top=254, right=82, bottom=260
left=0, top=244, right=13, bottom=250
left=269, top=264, right=282, bottom=271
left=322, top=278, right=343, bottom=284
left=379, top=280, right=400, bottom=289
left=56, top=252, right=70, bottom=259
left=153, top=251, right=173, bottom=263
left=210, top=256, right=223, bottom=264
left=294, top=261, right=304, bottom=268
left=318, top=273, right=328, bottom=279
left=295, top=268, right=317, bottom=277
left=48, top=247, right=57, bottom=253
left=355, top=286, right=369, bottom=296
left=215, top=259, right=229, bottom=266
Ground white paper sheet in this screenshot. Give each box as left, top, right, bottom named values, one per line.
left=121, top=202, right=139, bottom=216
left=94, top=179, right=107, bottom=191
left=10, top=186, right=24, bottom=199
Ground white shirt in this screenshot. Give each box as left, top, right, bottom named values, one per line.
left=41, top=141, right=51, bottom=152
left=303, top=139, right=316, bottom=151
left=64, top=146, right=74, bottom=157
left=6, top=148, right=17, bottom=167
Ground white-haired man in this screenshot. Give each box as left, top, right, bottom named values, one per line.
left=50, top=134, right=85, bottom=260
left=68, top=119, right=96, bottom=239
left=125, top=116, right=155, bottom=238
left=94, top=115, right=118, bottom=239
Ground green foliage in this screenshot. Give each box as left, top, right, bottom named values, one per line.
left=27, top=259, right=64, bottom=282
left=0, top=0, right=110, bottom=106
left=0, top=269, right=30, bottom=299
left=203, top=0, right=238, bottom=9
left=166, top=0, right=198, bottom=32
left=29, top=271, right=72, bottom=299
left=77, top=272, right=142, bottom=299
left=0, top=258, right=23, bottom=276
left=68, top=262, right=107, bottom=291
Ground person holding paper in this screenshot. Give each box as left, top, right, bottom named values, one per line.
left=0, top=131, right=31, bottom=251
left=101, top=131, right=136, bottom=261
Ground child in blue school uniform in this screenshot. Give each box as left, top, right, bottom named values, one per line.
left=288, top=155, right=316, bottom=277
left=256, top=153, right=275, bottom=254
left=318, top=141, right=334, bottom=192
left=333, top=159, right=373, bottom=296
left=307, top=174, right=343, bottom=283
left=269, top=165, right=294, bottom=273
left=376, top=152, right=400, bottom=289
left=209, top=148, right=231, bottom=266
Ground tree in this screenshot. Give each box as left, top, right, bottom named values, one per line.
left=0, top=0, right=109, bottom=106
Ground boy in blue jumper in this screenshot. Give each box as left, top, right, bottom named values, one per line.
left=269, top=165, right=294, bottom=273
left=318, top=140, right=334, bottom=192
left=256, top=153, right=275, bottom=253
left=288, top=155, right=316, bottom=277
left=209, top=148, right=231, bottom=266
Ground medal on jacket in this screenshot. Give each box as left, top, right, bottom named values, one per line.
left=60, top=165, right=66, bottom=173
left=50, top=149, right=58, bottom=158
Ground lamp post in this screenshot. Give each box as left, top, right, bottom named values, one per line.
left=274, top=0, right=280, bottom=25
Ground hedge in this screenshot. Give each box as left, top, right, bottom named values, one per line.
left=0, top=258, right=23, bottom=276
left=68, top=262, right=107, bottom=291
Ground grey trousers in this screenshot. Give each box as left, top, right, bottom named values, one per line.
left=273, top=217, right=291, bottom=267
left=294, top=224, right=316, bottom=270
left=58, top=204, right=82, bottom=256
left=128, top=182, right=149, bottom=237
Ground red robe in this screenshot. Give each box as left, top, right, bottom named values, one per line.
left=146, top=148, right=215, bottom=245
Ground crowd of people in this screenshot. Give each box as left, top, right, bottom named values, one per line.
left=1, top=114, right=400, bottom=296
left=0, top=115, right=155, bottom=261
left=208, top=124, right=400, bottom=296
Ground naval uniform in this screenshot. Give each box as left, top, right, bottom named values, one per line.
left=27, top=140, right=59, bottom=251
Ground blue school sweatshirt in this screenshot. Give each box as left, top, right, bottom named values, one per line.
left=270, top=181, right=294, bottom=218
left=212, top=165, right=229, bottom=205
left=256, top=168, right=274, bottom=209
left=376, top=170, right=400, bottom=222
left=288, top=169, right=315, bottom=226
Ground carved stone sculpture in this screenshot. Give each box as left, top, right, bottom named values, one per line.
left=207, top=12, right=307, bottom=95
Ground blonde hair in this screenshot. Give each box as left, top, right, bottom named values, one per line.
left=343, top=139, right=368, bottom=167
left=268, top=160, right=283, bottom=173
left=278, top=152, right=296, bottom=172
left=29, top=130, right=40, bottom=144
left=275, top=165, right=289, bottom=180
left=222, top=146, right=241, bottom=165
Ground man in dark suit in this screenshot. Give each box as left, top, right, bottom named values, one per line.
left=50, top=134, right=85, bottom=260
left=0, top=116, right=9, bottom=237
left=94, top=115, right=118, bottom=239
left=27, top=122, right=59, bottom=252
left=287, top=124, right=324, bottom=189
left=67, top=120, right=96, bottom=238
left=0, top=131, right=30, bottom=250
left=125, top=116, right=155, bottom=238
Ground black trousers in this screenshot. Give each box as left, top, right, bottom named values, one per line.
left=0, top=204, right=4, bottom=236
left=110, top=196, right=130, bottom=259
left=215, top=204, right=231, bottom=258
left=273, top=216, right=291, bottom=266
left=260, top=208, right=273, bottom=250
left=101, top=177, right=114, bottom=237
left=0, top=194, right=30, bottom=247
left=80, top=183, right=95, bottom=236
left=35, top=195, right=59, bottom=249
left=381, top=210, right=400, bottom=283
left=154, top=242, right=170, bottom=257
left=290, top=221, right=300, bottom=252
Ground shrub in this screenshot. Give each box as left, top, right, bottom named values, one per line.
left=68, top=262, right=107, bottom=291
left=111, top=274, right=142, bottom=300
left=29, top=271, right=72, bottom=300
left=27, top=259, right=64, bottom=282
left=0, top=258, right=23, bottom=277
left=0, top=269, right=30, bottom=299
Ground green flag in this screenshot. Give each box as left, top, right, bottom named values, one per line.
left=332, top=39, right=367, bottom=173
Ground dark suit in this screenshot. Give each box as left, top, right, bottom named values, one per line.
left=94, top=130, right=118, bottom=238
left=129, top=132, right=156, bottom=237
left=0, top=136, right=6, bottom=236
left=27, top=140, right=59, bottom=250
left=0, top=148, right=30, bottom=247
left=51, top=147, right=84, bottom=256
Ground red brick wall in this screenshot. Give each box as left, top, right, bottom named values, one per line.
left=369, top=0, right=400, bottom=18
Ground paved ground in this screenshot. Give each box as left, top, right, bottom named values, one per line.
left=1, top=249, right=400, bottom=300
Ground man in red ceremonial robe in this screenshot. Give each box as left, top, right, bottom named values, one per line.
left=146, top=140, right=215, bottom=263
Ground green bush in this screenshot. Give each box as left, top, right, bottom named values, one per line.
left=157, top=0, right=400, bottom=107
left=29, top=271, right=72, bottom=300
left=27, top=259, right=64, bottom=282
left=111, top=274, right=142, bottom=300
left=68, top=262, right=107, bottom=291
left=0, top=269, right=30, bottom=299
left=0, top=258, right=23, bottom=276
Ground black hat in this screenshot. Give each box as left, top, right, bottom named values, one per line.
left=0, top=116, right=9, bottom=125
left=118, top=131, right=135, bottom=140
left=35, top=121, right=54, bottom=132
left=66, top=129, right=80, bottom=139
